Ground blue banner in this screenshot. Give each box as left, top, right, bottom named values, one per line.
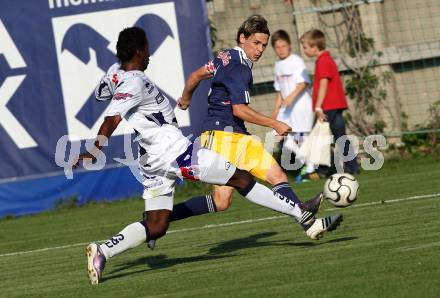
left=0, top=0, right=211, bottom=216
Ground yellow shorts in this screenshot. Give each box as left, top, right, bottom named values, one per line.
left=201, top=130, right=277, bottom=181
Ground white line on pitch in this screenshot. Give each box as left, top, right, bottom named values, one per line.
left=325, top=193, right=440, bottom=211
left=0, top=193, right=439, bottom=258
left=396, top=241, right=440, bottom=251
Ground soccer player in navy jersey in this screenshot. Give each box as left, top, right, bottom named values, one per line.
left=166, top=15, right=342, bottom=241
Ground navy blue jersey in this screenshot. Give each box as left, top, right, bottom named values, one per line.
left=202, top=47, right=253, bottom=134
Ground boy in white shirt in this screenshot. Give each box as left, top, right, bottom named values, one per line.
left=271, top=30, right=319, bottom=181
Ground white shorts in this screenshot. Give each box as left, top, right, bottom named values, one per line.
left=141, top=145, right=236, bottom=211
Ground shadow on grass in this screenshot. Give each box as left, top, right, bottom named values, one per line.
left=325, top=236, right=358, bottom=243
left=104, top=253, right=234, bottom=282
left=207, top=232, right=358, bottom=255
left=104, top=233, right=357, bottom=282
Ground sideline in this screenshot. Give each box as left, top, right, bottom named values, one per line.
left=1, top=193, right=439, bottom=258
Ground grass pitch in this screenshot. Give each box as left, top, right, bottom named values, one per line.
left=0, top=156, right=439, bottom=297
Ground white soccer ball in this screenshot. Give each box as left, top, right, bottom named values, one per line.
left=323, top=173, right=359, bottom=207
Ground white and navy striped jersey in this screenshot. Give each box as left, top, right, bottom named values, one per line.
left=95, top=63, right=190, bottom=173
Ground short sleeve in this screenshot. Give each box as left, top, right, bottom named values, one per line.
left=222, top=63, right=251, bottom=104
left=316, top=57, right=334, bottom=80
left=293, top=57, right=310, bottom=84
left=104, top=77, right=144, bottom=118
left=94, top=76, right=114, bottom=101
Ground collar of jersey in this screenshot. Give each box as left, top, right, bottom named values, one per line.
left=233, top=46, right=253, bottom=69
left=113, top=63, right=145, bottom=76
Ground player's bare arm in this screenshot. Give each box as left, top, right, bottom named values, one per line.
left=73, top=115, right=122, bottom=168
left=232, top=104, right=291, bottom=136
left=282, top=82, right=308, bottom=107
left=315, top=78, right=328, bottom=122
left=178, top=65, right=214, bottom=110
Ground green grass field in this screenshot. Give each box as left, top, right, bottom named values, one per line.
left=1, top=156, right=439, bottom=297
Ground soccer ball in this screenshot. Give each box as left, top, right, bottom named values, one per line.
left=323, top=173, right=359, bottom=207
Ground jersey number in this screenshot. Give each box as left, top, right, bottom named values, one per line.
left=145, top=82, right=165, bottom=104
left=155, top=92, right=165, bottom=104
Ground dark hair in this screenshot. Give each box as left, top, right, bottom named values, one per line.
left=116, top=27, right=148, bottom=63
left=271, top=29, right=291, bottom=47
left=236, top=15, right=270, bottom=44
left=300, top=29, right=326, bottom=50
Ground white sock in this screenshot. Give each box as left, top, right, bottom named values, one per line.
left=244, top=182, right=302, bottom=221
left=99, top=222, right=147, bottom=259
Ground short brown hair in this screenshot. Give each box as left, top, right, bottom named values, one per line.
left=300, top=29, right=326, bottom=50
left=236, top=15, right=270, bottom=44
left=271, top=30, right=291, bottom=47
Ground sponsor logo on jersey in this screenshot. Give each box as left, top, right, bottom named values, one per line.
left=217, top=51, right=231, bottom=66
left=113, top=92, right=133, bottom=101
left=112, top=74, right=119, bottom=85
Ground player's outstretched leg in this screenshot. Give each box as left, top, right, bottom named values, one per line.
left=85, top=221, right=146, bottom=284
left=85, top=209, right=170, bottom=284
left=227, top=169, right=342, bottom=240
left=263, top=163, right=342, bottom=237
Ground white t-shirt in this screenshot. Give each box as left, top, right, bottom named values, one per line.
left=273, top=54, right=314, bottom=132
left=96, top=63, right=190, bottom=173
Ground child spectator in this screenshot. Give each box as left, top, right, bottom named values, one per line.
left=271, top=30, right=319, bottom=181
left=300, top=29, right=359, bottom=175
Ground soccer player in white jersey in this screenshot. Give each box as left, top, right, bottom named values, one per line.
left=74, top=27, right=341, bottom=285
left=270, top=30, right=319, bottom=181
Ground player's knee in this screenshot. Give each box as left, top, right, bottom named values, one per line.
left=211, top=185, right=235, bottom=211
left=146, top=219, right=169, bottom=239
left=212, top=190, right=232, bottom=211
left=144, top=211, right=170, bottom=240
left=227, top=169, right=256, bottom=196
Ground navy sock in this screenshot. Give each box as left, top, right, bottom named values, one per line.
left=272, top=182, right=302, bottom=208
left=169, top=195, right=217, bottom=222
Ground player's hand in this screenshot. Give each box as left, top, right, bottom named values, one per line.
left=273, top=121, right=292, bottom=136
left=177, top=97, right=190, bottom=110
left=72, top=152, right=97, bottom=169
left=316, top=110, right=328, bottom=122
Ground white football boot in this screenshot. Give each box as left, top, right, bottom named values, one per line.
left=305, top=213, right=343, bottom=240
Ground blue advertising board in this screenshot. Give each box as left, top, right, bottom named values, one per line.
left=0, top=0, right=211, bottom=216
